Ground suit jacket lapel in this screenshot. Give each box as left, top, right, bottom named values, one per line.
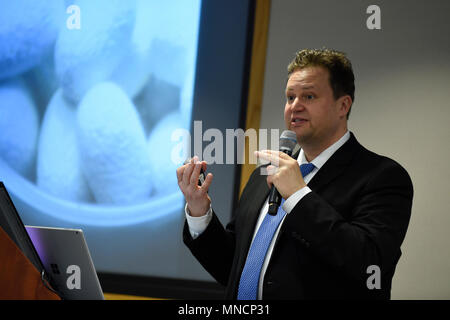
left=239, top=169, right=270, bottom=254
left=307, top=132, right=360, bottom=192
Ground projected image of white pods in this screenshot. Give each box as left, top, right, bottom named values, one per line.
left=77, top=82, right=153, bottom=205
left=0, top=78, right=39, bottom=180
left=37, top=89, right=93, bottom=203
left=0, top=0, right=202, bottom=226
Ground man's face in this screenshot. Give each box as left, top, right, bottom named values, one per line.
left=284, top=66, right=347, bottom=146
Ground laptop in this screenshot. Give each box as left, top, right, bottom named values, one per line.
left=0, top=182, right=44, bottom=273
left=25, top=226, right=105, bottom=300
left=0, top=181, right=104, bottom=300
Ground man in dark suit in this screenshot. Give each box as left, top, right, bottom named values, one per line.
left=176, top=48, right=413, bottom=299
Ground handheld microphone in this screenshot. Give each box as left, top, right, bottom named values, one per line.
left=267, top=130, right=297, bottom=215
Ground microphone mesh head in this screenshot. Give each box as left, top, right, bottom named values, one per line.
left=279, top=130, right=297, bottom=153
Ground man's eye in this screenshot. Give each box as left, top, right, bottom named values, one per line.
left=287, top=95, right=295, bottom=102
left=303, top=94, right=315, bottom=100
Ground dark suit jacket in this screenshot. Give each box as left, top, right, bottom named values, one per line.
left=183, top=132, right=413, bottom=299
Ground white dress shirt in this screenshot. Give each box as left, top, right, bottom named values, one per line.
left=185, top=130, right=350, bottom=299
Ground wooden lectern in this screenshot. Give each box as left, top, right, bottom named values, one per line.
left=0, top=226, right=60, bottom=300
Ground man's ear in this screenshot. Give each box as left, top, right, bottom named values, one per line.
left=337, top=95, right=352, bottom=118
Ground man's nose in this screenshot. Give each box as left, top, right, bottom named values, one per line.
left=291, top=97, right=306, bottom=111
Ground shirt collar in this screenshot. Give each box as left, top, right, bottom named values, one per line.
left=297, top=130, right=350, bottom=169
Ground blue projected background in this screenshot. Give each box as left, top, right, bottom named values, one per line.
left=0, top=0, right=203, bottom=279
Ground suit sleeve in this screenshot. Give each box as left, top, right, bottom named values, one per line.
left=284, top=159, right=414, bottom=284
left=183, top=211, right=236, bottom=286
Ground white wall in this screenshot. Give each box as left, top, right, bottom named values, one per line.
left=260, top=0, right=450, bottom=299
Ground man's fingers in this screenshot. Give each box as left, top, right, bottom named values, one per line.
left=255, top=150, right=287, bottom=166
left=190, top=162, right=202, bottom=185
left=266, top=165, right=278, bottom=188
left=176, top=166, right=185, bottom=184
left=201, top=161, right=207, bottom=172
left=201, top=173, right=213, bottom=193
left=259, top=150, right=292, bottom=159
left=266, top=164, right=278, bottom=176
left=266, top=173, right=274, bottom=189
left=261, top=150, right=291, bottom=160
left=182, top=161, right=195, bottom=186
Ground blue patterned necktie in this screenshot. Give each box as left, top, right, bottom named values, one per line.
left=237, top=162, right=316, bottom=300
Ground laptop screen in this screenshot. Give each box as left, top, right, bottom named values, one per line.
left=0, top=181, right=44, bottom=272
